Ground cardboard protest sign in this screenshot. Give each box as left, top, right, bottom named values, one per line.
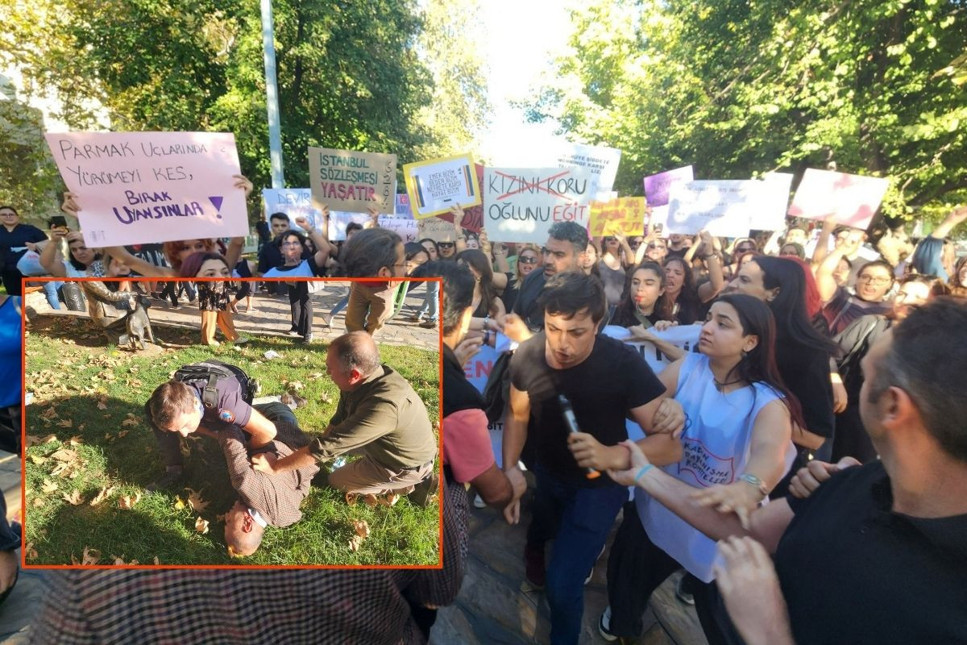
left=747, top=173, right=794, bottom=231
left=417, top=217, right=459, bottom=242
left=262, top=188, right=326, bottom=230
left=787, top=169, right=889, bottom=230
left=666, top=180, right=777, bottom=237
left=589, top=197, right=647, bottom=237
left=436, top=163, right=485, bottom=232
left=307, top=146, right=396, bottom=215
left=553, top=142, right=622, bottom=200
left=403, top=154, right=481, bottom=219
left=483, top=167, right=595, bottom=244
left=644, top=166, right=694, bottom=207
left=44, top=131, right=247, bottom=247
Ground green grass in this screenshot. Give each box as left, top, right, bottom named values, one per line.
left=24, top=316, right=441, bottom=566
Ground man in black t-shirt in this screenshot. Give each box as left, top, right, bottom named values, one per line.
left=609, top=298, right=967, bottom=644
left=502, top=272, right=684, bottom=645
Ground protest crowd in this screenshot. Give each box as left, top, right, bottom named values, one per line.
left=5, top=131, right=967, bottom=645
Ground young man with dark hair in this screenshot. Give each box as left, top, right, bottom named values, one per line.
left=610, top=297, right=967, bottom=645
left=341, top=228, right=407, bottom=334
left=504, top=221, right=589, bottom=343
left=502, top=272, right=684, bottom=645
left=258, top=212, right=295, bottom=296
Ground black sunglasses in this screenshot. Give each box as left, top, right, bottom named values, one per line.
left=518, top=256, right=538, bottom=265
left=438, top=242, right=455, bottom=248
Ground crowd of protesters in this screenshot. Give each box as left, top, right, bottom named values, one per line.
left=11, top=168, right=967, bottom=644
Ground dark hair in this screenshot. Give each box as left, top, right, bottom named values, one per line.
left=66, top=235, right=101, bottom=271
left=714, top=293, right=805, bottom=430
left=269, top=212, right=290, bottom=223
left=0, top=206, right=18, bottom=217
left=341, top=228, right=402, bottom=277
left=404, top=242, right=428, bottom=262
left=537, top=272, right=606, bottom=324
left=329, top=331, right=381, bottom=376
left=418, top=238, right=439, bottom=253
left=423, top=261, right=475, bottom=336
left=869, top=297, right=967, bottom=462
left=147, top=381, right=197, bottom=430
left=858, top=259, right=895, bottom=281
left=456, top=249, right=498, bottom=317
left=547, top=221, right=589, bottom=255
left=611, top=262, right=673, bottom=327
left=179, top=252, right=230, bottom=278
left=346, top=222, right=364, bottom=235
left=662, top=256, right=701, bottom=324
left=753, top=256, right=837, bottom=354
left=951, top=256, right=967, bottom=288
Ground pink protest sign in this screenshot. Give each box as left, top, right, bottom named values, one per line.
left=643, top=165, right=694, bottom=207
left=787, top=169, right=889, bottom=230
left=45, top=132, right=248, bottom=247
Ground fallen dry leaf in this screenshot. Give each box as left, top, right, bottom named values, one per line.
left=351, top=519, right=370, bottom=539
left=39, top=407, right=57, bottom=420
left=187, top=489, right=210, bottom=513
left=56, top=419, right=72, bottom=429
left=307, top=372, right=324, bottom=380
left=29, top=454, right=48, bottom=465
left=62, top=490, right=84, bottom=505
left=90, top=486, right=116, bottom=506
left=362, top=494, right=379, bottom=508
left=68, top=435, right=83, bottom=446
left=25, top=543, right=38, bottom=560
left=378, top=494, right=400, bottom=507
left=121, top=418, right=139, bottom=428
left=195, top=517, right=210, bottom=535
left=118, top=493, right=141, bottom=510
left=348, top=535, right=364, bottom=552
left=117, top=430, right=129, bottom=439
left=174, top=497, right=186, bottom=510
left=154, top=556, right=161, bottom=565
left=76, top=547, right=100, bottom=565
left=50, top=449, right=76, bottom=462
left=112, top=556, right=140, bottom=565
left=25, top=433, right=58, bottom=447
left=41, top=480, right=58, bottom=494
left=96, top=401, right=108, bottom=410
left=32, top=498, right=44, bottom=508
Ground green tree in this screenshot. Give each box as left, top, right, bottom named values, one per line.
left=528, top=0, right=967, bottom=222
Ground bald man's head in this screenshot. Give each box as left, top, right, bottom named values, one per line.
left=326, top=332, right=381, bottom=391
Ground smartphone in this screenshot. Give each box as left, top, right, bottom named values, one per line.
left=49, top=215, right=68, bottom=229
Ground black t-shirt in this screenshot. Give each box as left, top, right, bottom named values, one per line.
left=510, top=332, right=665, bottom=486
left=778, top=461, right=967, bottom=644
left=775, top=336, right=834, bottom=439
left=511, top=269, right=547, bottom=332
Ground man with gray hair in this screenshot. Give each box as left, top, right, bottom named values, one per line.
left=253, top=331, right=437, bottom=504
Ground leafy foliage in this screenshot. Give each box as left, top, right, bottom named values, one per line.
left=527, top=0, right=967, bottom=223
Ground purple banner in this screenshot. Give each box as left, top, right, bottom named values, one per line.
left=643, top=165, right=694, bottom=207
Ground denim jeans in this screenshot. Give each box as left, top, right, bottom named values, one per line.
left=531, top=463, right=627, bottom=645
left=417, top=280, right=439, bottom=321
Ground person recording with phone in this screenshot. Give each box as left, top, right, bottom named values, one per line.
left=501, top=272, right=684, bottom=645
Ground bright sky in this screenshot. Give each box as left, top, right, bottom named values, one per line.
left=478, top=0, right=572, bottom=166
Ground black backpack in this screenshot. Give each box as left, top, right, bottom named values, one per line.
left=173, top=361, right=258, bottom=408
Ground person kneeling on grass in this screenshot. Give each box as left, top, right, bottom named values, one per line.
left=218, top=402, right=320, bottom=557
left=252, top=332, right=438, bottom=506
left=145, top=360, right=277, bottom=490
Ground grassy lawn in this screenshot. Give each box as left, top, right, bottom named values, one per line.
left=23, top=315, right=441, bottom=567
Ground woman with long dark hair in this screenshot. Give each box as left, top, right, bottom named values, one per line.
left=455, top=248, right=506, bottom=327
left=596, top=294, right=800, bottom=644
left=729, top=255, right=836, bottom=469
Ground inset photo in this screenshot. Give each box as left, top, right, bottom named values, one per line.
left=22, top=277, right=442, bottom=566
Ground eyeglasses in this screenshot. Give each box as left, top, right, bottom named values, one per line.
left=604, top=237, right=617, bottom=243
left=647, top=243, right=666, bottom=250
left=518, top=256, right=538, bottom=265
left=0, top=213, right=16, bottom=217
left=857, top=275, right=891, bottom=285
left=438, top=242, right=455, bottom=248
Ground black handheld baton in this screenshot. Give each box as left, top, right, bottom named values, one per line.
left=558, top=394, right=600, bottom=479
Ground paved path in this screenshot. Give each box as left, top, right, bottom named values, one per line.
left=24, top=280, right=441, bottom=351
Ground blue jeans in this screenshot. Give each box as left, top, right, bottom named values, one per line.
left=417, top=281, right=439, bottom=321
left=532, top=463, right=627, bottom=645
left=44, top=281, right=63, bottom=310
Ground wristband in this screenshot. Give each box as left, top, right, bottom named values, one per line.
left=739, top=473, right=769, bottom=496
left=634, top=464, right=654, bottom=486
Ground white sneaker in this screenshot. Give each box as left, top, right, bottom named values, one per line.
left=598, top=606, right=618, bottom=642
left=473, top=492, right=487, bottom=509
left=234, top=336, right=251, bottom=344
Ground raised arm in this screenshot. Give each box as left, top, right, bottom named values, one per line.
left=815, top=231, right=861, bottom=302
left=695, top=231, right=725, bottom=302
left=105, top=246, right=175, bottom=277
left=449, top=205, right=468, bottom=253
left=39, top=228, right=70, bottom=277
